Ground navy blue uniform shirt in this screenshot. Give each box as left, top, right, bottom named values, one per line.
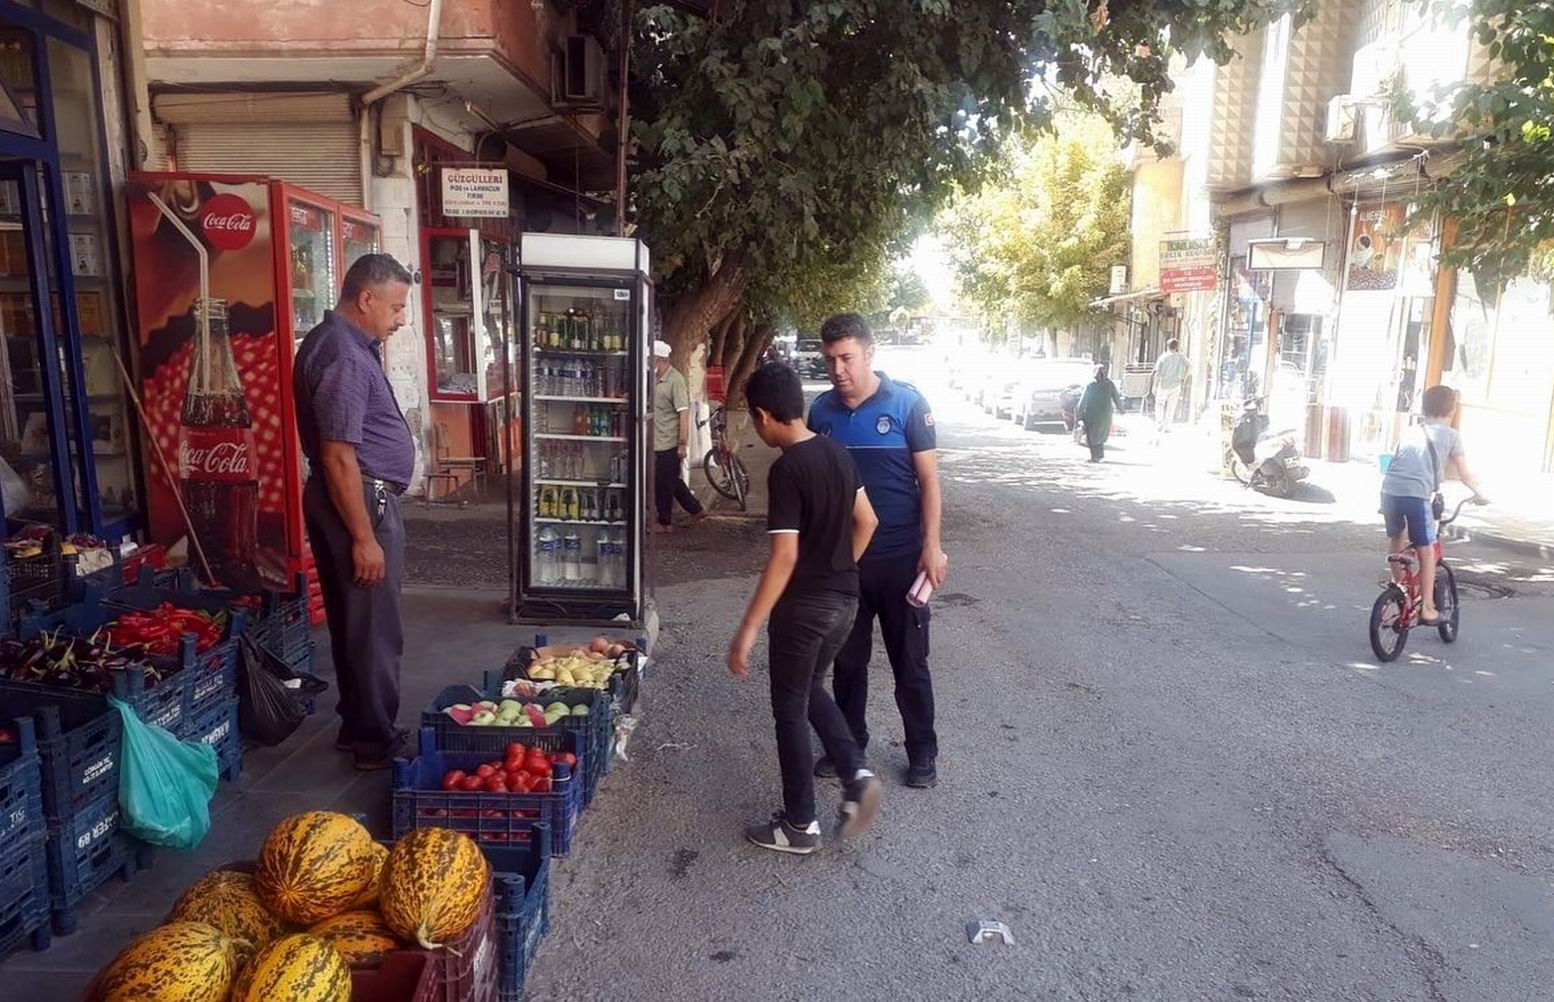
left=293, top=310, right=416, bottom=487
left=807, top=371, right=935, bottom=560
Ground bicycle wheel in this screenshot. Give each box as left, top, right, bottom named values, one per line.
left=1229, top=453, right=1253, bottom=485
left=702, top=448, right=741, bottom=501
left=729, top=453, right=750, bottom=512
left=1369, top=586, right=1409, bottom=662
left=1435, top=563, right=1460, bottom=643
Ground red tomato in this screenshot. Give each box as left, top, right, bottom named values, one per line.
left=459, top=776, right=484, bottom=791
left=484, top=776, right=508, bottom=793
left=475, top=764, right=496, bottom=779
left=530, top=776, right=551, bottom=793
left=526, top=756, right=553, bottom=778
left=557, top=753, right=578, bottom=769
left=505, top=754, right=526, bottom=772
left=509, top=772, right=533, bottom=793
left=505, top=742, right=526, bottom=760
left=441, top=770, right=466, bottom=790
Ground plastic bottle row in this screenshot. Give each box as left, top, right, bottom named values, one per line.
left=535, top=443, right=630, bottom=482
left=535, top=527, right=628, bottom=588
left=534, top=358, right=627, bottom=399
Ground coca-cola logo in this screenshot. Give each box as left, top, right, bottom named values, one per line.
left=200, top=193, right=257, bottom=251
left=180, top=438, right=252, bottom=480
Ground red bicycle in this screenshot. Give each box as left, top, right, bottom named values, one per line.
left=1369, top=495, right=1484, bottom=662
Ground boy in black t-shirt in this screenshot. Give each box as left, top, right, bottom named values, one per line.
left=729, top=362, right=885, bottom=854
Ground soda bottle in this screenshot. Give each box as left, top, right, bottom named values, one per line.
left=179, top=298, right=260, bottom=589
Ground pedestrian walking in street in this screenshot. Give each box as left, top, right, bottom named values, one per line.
left=650, top=339, right=707, bottom=533
left=1077, top=363, right=1124, bottom=462
left=1381, top=384, right=1488, bottom=625
left=729, top=362, right=884, bottom=854
left=809, top=313, right=948, bottom=789
left=293, top=254, right=416, bottom=770
left=1151, top=338, right=1190, bottom=433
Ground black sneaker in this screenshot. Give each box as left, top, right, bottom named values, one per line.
left=745, top=812, right=821, bottom=855
left=839, top=770, right=882, bottom=839
left=905, top=758, right=938, bottom=789
left=813, top=756, right=838, bottom=779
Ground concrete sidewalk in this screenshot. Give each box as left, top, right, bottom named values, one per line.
left=687, top=410, right=774, bottom=519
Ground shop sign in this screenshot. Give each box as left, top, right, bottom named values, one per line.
left=201, top=193, right=258, bottom=251
left=1248, top=238, right=1326, bottom=271
left=1347, top=203, right=1405, bottom=291
left=1109, top=264, right=1128, bottom=295
left=441, top=168, right=510, bottom=219
left=1160, top=237, right=1218, bottom=293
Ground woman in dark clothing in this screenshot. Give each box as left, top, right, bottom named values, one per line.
left=1077, top=363, right=1124, bottom=462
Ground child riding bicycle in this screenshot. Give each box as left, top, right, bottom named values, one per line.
left=1381, top=385, right=1488, bottom=626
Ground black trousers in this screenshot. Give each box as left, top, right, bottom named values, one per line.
left=304, top=477, right=405, bottom=759
left=769, top=591, right=863, bottom=824
left=833, top=550, right=938, bottom=763
left=653, top=448, right=704, bottom=525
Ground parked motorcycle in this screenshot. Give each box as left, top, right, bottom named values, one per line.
left=1229, top=398, right=1310, bottom=498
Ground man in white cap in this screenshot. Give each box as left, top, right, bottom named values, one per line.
left=651, top=339, right=706, bottom=532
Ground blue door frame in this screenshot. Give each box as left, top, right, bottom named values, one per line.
left=0, top=1, right=137, bottom=539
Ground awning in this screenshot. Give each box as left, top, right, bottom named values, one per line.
left=1090, top=286, right=1164, bottom=308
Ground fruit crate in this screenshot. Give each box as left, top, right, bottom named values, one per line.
left=0, top=681, right=121, bottom=821
left=183, top=696, right=242, bottom=783
left=96, top=592, right=247, bottom=722
left=7, top=539, right=68, bottom=621
left=0, top=717, right=44, bottom=848
left=8, top=618, right=195, bottom=736
left=422, top=672, right=612, bottom=807
left=44, top=787, right=150, bottom=935
left=505, top=642, right=643, bottom=716
left=0, top=840, right=51, bottom=960
left=392, top=733, right=583, bottom=856
left=352, top=952, right=437, bottom=1002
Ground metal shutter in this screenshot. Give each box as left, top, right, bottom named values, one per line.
left=155, top=94, right=362, bottom=205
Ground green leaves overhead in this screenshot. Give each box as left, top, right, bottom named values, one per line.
left=630, top=1, right=1303, bottom=338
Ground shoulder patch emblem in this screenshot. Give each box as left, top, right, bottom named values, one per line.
left=923, top=412, right=935, bottom=427
left=876, top=415, right=892, bottom=435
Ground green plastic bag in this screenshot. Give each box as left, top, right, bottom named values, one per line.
left=109, top=696, right=219, bottom=849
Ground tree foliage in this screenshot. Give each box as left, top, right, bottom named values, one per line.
left=943, top=115, right=1130, bottom=333
left=1398, top=0, right=1554, bottom=280
left=629, top=0, right=1307, bottom=359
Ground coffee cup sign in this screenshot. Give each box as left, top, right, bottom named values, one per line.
left=441, top=168, right=510, bottom=219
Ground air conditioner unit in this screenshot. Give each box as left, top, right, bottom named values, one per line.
left=1324, top=95, right=1357, bottom=144
left=558, top=35, right=608, bottom=106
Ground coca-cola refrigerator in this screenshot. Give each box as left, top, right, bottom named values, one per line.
left=511, top=233, right=651, bottom=625
left=126, top=173, right=381, bottom=592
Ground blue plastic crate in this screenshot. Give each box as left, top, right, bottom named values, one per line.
left=44, top=788, right=148, bottom=935
left=0, top=682, right=120, bottom=822
left=0, top=642, right=191, bottom=736
left=0, top=841, right=51, bottom=960
left=91, top=586, right=248, bottom=722
left=0, top=717, right=43, bottom=849
left=421, top=672, right=611, bottom=807
left=184, top=696, right=241, bottom=783
left=392, top=735, right=583, bottom=856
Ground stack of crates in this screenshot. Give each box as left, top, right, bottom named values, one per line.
left=0, top=717, right=50, bottom=960
left=0, top=684, right=150, bottom=936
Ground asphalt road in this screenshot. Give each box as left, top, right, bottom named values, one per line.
left=525, top=346, right=1554, bottom=1002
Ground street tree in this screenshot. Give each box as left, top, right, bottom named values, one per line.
left=629, top=0, right=1309, bottom=377
left=943, top=115, right=1130, bottom=337
left=1397, top=0, right=1554, bottom=282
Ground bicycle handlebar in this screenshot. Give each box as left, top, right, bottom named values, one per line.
left=1438, top=495, right=1488, bottom=527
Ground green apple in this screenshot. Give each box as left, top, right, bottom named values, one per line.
left=570, top=704, right=590, bottom=716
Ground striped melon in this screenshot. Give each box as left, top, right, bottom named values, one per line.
left=347, top=841, right=389, bottom=908
left=255, top=811, right=378, bottom=925
left=307, top=909, right=402, bottom=967
left=94, top=921, right=239, bottom=1002
left=167, top=870, right=288, bottom=958
left=379, top=827, right=490, bottom=949
left=230, top=933, right=351, bottom=1002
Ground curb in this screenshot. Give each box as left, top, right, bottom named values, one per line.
left=1441, top=522, right=1554, bottom=562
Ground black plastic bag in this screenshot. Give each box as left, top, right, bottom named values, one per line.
left=238, top=634, right=327, bottom=746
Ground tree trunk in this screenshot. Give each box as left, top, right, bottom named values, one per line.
left=707, top=310, right=737, bottom=371
left=727, top=322, right=776, bottom=408
left=661, top=254, right=747, bottom=370
left=720, top=313, right=748, bottom=369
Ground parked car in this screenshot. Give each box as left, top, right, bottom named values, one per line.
left=1013, top=358, right=1098, bottom=431
left=793, top=337, right=826, bottom=379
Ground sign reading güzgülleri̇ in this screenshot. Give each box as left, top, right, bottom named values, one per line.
left=441, top=168, right=510, bottom=218
left=1159, top=237, right=1218, bottom=293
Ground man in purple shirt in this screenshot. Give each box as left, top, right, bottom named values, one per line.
left=293, top=254, right=416, bottom=769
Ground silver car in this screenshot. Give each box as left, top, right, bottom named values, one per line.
left=1013, top=359, right=1097, bottom=431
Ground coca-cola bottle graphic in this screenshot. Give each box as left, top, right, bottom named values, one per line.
left=179, top=297, right=261, bottom=589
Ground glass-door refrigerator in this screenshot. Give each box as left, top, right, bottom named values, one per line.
left=126, top=173, right=380, bottom=594
left=512, top=234, right=651, bottom=625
